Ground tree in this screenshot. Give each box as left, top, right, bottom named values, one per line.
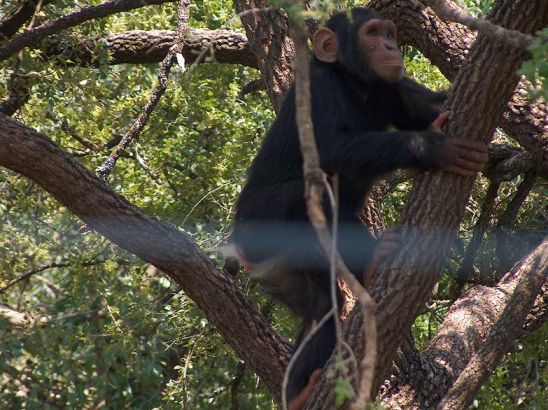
left=0, top=0, right=546, bottom=408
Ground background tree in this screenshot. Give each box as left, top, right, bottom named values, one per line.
left=0, top=0, right=546, bottom=408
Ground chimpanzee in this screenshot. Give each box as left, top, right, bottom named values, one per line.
left=232, top=7, right=487, bottom=404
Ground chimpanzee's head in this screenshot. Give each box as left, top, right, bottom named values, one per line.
left=313, top=8, right=404, bottom=83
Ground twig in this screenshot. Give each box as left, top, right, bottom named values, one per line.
left=495, top=170, right=538, bottom=271
left=423, top=0, right=532, bottom=49
left=290, top=18, right=377, bottom=410
left=455, top=181, right=500, bottom=283
left=230, top=362, right=247, bottom=410
left=0, top=260, right=104, bottom=294
left=0, top=0, right=178, bottom=62
left=45, top=110, right=95, bottom=150
left=95, top=0, right=191, bottom=181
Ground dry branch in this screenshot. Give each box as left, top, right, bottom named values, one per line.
left=423, top=0, right=532, bottom=49
left=96, top=0, right=190, bottom=181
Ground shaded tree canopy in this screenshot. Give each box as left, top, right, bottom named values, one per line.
left=0, top=0, right=546, bottom=408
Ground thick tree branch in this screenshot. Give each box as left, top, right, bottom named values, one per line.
left=40, top=29, right=257, bottom=68
left=381, top=239, right=548, bottom=408
left=304, top=2, right=548, bottom=409
left=368, top=0, right=548, bottom=173
left=423, top=0, right=532, bottom=49
left=371, top=0, right=544, bottom=389
left=234, top=0, right=294, bottom=112
left=0, top=0, right=51, bottom=39
left=0, top=113, right=291, bottom=398
left=437, top=239, right=548, bottom=409
left=0, top=0, right=177, bottom=62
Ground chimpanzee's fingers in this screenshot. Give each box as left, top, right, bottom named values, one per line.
left=449, top=138, right=488, bottom=153
left=430, top=111, right=450, bottom=132
left=453, top=156, right=485, bottom=171
left=458, top=148, right=489, bottom=165
left=444, top=165, right=477, bottom=177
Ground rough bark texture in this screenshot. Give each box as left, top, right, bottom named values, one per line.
left=0, top=113, right=291, bottom=399
left=361, top=188, right=386, bottom=238
left=436, top=239, right=547, bottom=409
left=369, top=0, right=548, bottom=173
left=304, top=1, right=547, bottom=408
left=0, top=0, right=51, bottom=39
left=0, top=72, right=31, bottom=116
left=41, top=29, right=257, bottom=68
left=233, top=0, right=294, bottom=112
left=0, top=0, right=178, bottom=62
left=381, top=239, right=548, bottom=409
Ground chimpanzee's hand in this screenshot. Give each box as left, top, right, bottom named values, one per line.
left=430, top=111, right=489, bottom=177
left=363, top=228, right=401, bottom=286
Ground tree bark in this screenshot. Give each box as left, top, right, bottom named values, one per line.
left=437, top=239, right=547, bottom=410
left=40, top=29, right=257, bottom=68
left=0, top=0, right=52, bottom=40
left=0, top=0, right=178, bottom=62
left=0, top=113, right=291, bottom=399
left=233, top=0, right=294, bottom=112
left=304, top=0, right=547, bottom=408
left=368, top=0, right=548, bottom=173
left=380, top=239, right=548, bottom=409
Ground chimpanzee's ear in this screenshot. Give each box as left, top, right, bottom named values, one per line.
left=313, top=28, right=338, bottom=63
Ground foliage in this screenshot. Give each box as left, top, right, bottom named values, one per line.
left=518, top=27, right=548, bottom=102
left=1, top=1, right=277, bottom=408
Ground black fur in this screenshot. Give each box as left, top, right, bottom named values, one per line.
left=233, top=8, right=447, bottom=402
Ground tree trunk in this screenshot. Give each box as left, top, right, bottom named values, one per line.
left=381, top=239, right=547, bottom=408
left=233, top=0, right=294, bottom=112
left=304, top=0, right=547, bottom=408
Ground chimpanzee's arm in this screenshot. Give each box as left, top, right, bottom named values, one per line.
left=392, top=77, right=447, bottom=131
left=318, top=130, right=446, bottom=177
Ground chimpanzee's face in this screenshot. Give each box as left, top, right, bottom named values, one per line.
left=357, top=18, right=403, bottom=83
